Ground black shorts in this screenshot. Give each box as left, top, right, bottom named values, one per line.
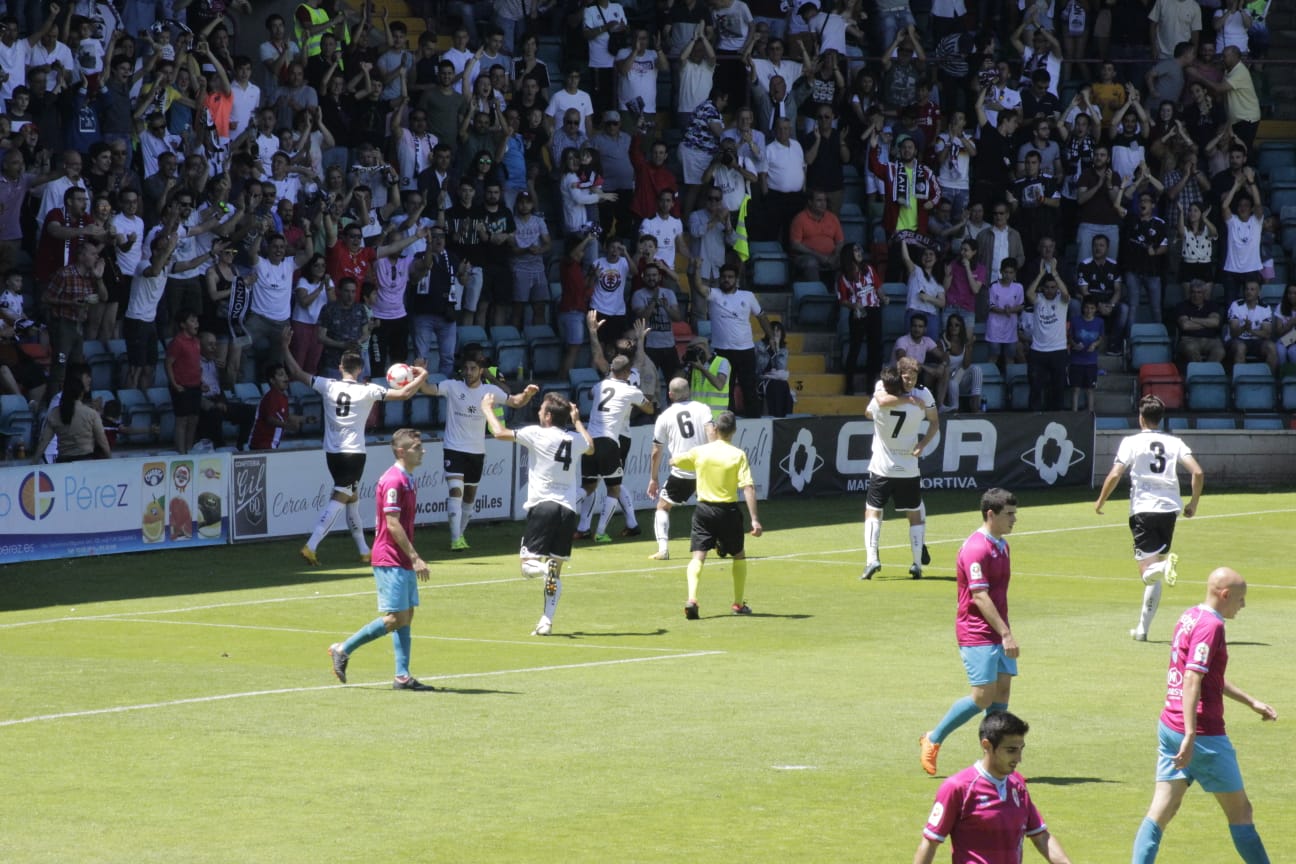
left=661, top=474, right=697, bottom=506
left=521, top=500, right=579, bottom=560
left=690, top=501, right=744, bottom=557
left=172, top=386, right=202, bottom=417
left=326, top=451, right=368, bottom=495
left=1130, top=511, right=1178, bottom=560
left=1069, top=363, right=1098, bottom=389
left=619, top=434, right=631, bottom=465
left=443, top=449, right=486, bottom=484
left=123, top=318, right=157, bottom=367
left=581, top=436, right=624, bottom=482
left=865, top=473, right=922, bottom=512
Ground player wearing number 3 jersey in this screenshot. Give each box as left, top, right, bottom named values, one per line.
left=280, top=327, right=428, bottom=566
left=1095, top=395, right=1205, bottom=641
left=861, top=357, right=940, bottom=581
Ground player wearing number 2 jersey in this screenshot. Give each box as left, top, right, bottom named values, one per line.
left=280, top=327, right=427, bottom=566
left=1095, top=395, right=1205, bottom=641
left=483, top=390, right=594, bottom=636
left=861, top=357, right=939, bottom=581
left=574, top=355, right=654, bottom=543
left=647, top=378, right=714, bottom=560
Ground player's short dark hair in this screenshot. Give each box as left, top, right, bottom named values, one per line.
left=543, top=392, right=573, bottom=427
left=880, top=365, right=904, bottom=397
left=713, top=410, right=736, bottom=437
left=340, top=351, right=364, bottom=374
left=263, top=362, right=286, bottom=380
left=392, top=427, right=421, bottom=454
left=999, top=257, right=1017, bottom=273
left=1139, top=395, right=1166, bottom=426
left=980, top=710, right=1029, bottom=748
left=980, top=487, right=1017, bottom=519
left=610, top=355, right=632, bottom=377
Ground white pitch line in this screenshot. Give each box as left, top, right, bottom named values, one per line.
left=94, top=617, right=703, bottom=652
left=0, top=650, right=726, bottom=728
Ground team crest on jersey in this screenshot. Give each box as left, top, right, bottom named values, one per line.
left=386, top=488, right=398, bottom=504
left=598, top=269, right=622, bottom=292
left=1193, top=642, right=1210, bottom=665
left=1011, top=786, right=1020, bottom=807
left=970, top=562, right=982, bottom=580
left=927, top=801, right=944, bottom=824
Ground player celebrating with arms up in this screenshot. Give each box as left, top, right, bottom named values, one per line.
left=920, top=488, right=1019, bottom=776
left=328, top=428, right=436, bottom=690
left=1132, top=567, right=1277, bottom=864
left=1095, top=394, right=1205, bottom=641
left=483, top=391, right=594, bottom=637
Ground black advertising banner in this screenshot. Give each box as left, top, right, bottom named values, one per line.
left=769, top=413, right=1093, bottom=498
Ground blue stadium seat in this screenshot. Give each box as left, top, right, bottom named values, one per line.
left=1095, top=416, right=1133, bottom=430
left=1185, top=362, right=1228, bottom=411
left=1242, top=415, right=1284, bottom=430
left=882, top=302, right=908, bottom=340
left=458, top=325, right=490, bottom=353
left=792, top=281, right=836, bottom=328
left=1167, top=415, right=1190, bottom=431
left=975, top=363, right=1005, bottom=410
left=409, top=393, right=437, bottom=428
left=0, top=393, right=35, bottom=449
left=747, top=241, right=786, bottom=260
left=1232, top=362, right=1276, bottom=411
left=1260, top=283, right=1285, bottom=306
left=1005, top=363, right=1030, bottom=410
left=145, top=387, right=175, bottom=443
left=1282, top=368, right=1296, bottom=409
left=525, top=324, right=565, bottom=378
left=493, top=326, right=530, bottom=379
left=234, top=382, right=261, bottom=404
left=1195, top=416, right=1237, bottom=430
left=381, top=387, right=407, bottom=429
left=1128, top=323, right=1172, bottom=370
left=751, top=256, right=789, bottom=290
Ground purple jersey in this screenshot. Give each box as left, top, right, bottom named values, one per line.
left=955, top=529, right=1011, bottom=646
left=372, top=464, right=417, bottom=569
left=1161, top=604, right=1229, bottom=737
left=922, top=763, right=1045, bottom=864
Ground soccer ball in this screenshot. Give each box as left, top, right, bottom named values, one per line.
left=386, top=363, right=415, bottom=388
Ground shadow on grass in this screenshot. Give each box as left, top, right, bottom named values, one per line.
left=698, top=613, right=814, bottom=620
left=1025, top=776, right=1121, bottom=786
left=562, top=629, right=670, bottom=638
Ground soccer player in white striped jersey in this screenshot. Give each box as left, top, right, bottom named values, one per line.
left=647, top=377, right=714, bottom=559
left=575, top=355, right=654, bottom=542
left=1095, top=395, right=1205, bottom=641
left=281, top=327, right=428, bottom=565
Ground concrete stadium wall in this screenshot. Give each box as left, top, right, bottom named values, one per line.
left=1092, top=430, right=1296, bottom=487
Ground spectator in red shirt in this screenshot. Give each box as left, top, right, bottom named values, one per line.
left=41, top=237, right=106, bottom=383
left=323, top=207, right=426, bottom=296
left=558, top=231, right=597, bottom=379
left=35, top=186, right=103, bottom=285
left=247, top=363, right=304, bottom=450
left=165, top=310, right=203, bottom=454
left=629, top=134, right=680, bottom=223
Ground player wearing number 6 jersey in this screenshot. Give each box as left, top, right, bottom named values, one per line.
left=1095, top=395, right=1205, bottom=641
left=861, top=357, right=940, bottom=580
left=647, top=378, right=714, bottom=560
left=280, top=327, right=427, bottom=566
left=484, top=391, right=594, bottom=636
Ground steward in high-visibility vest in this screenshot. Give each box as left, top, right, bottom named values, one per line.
left=295, top=0, right=351, bottom=58
left=684, top=339, right=730, bottom=412
left=733, top=195, right=750, bottom=262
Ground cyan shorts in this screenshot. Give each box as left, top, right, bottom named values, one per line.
left=374, top=566, right=420, bottom=613
left=1156, top=721, right=1244, bottom=793
left=959, top=643, right=1018, bottom=687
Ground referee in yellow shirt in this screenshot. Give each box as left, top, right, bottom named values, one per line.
left=670, top=411, right=764, bottom=619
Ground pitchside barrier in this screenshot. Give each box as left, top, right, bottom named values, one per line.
left=0, top=413, right=1098, bottom=564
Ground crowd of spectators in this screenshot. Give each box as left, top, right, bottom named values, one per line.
left=0, top=0, right=1291, bottom=462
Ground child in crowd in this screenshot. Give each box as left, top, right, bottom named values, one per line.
left=1069, top=297, right=1104, bottom=411
left=985, top=258, right=1025, bottom=373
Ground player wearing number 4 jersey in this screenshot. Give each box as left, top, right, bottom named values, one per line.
left=862, top=357, right=939, bottom=580
left=484, top=391, right=594, bottom=636
left=280, top=327, right=427, bottom=566
left=1095, top=395, right=1205, bottom=641
left=647, top=378, right=714, bottom=560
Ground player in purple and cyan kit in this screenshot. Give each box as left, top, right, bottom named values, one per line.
left=914, top=711, right=1073, bottom=864
left=328, top=428, right=436, bottom=691
left=1131, top=567, right=1277, bottom=864
left=919, top=488, right=1019, bottom=777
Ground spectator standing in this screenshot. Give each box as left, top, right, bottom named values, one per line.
left=1218, top=166, right=1263, bottom=304
left=583, top=0, right=630, bottom=114
left=509, top=191, right=551, bottom=329
left=1069, top=297, right=1104, bottom=411
left=696, top=263, right=772, bottom=418
left=837, top=243, right=886, bottom=395
left=408, top=228, right=466, bottom=377
left=1148, top=0, right=1202, bottom=60
left=1025, top=269, right=1071, bottom=411
left=166, top=310, right=204, bottom=454
left=1075, top=234, right=1129, bottom=355
left=687, top=189, right=737, bottom=326
left=631, top=257, right=684, bottom=384
left=1121, top=191, right=1171, bottom=325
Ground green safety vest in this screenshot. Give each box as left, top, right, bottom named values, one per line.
left=295, top=3, right=350, bottom=58
left=691, top=356, right=729, bottom=411
left=733, top=195, right=750, bottom=262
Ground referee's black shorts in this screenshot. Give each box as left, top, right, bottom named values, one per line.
left=690, top=501, right=744, bottom=557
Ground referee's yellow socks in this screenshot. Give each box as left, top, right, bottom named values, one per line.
left=687, top=558, right=703, bottom=601
left=732, top=558, right=747, bottom=606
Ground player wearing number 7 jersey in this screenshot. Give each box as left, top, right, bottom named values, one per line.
left=1095, top=395, right=1205, bottom=641
left=861, top=357, right=940, bottom=580
left=280, top=327, right=428, bottom=566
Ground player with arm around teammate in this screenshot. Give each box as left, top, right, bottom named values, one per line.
left=1132, top=566, right=1277, bottom=864
left=646, top=377, right=714, bottom=560
left=281, top=327, right=427, bottom=565
left=919, top=487, right=1020, bottom=777
left=419, top=348, right=538, bottom=550
left=1094, top=394, right=1205, bottom=641
left=327, top=428, right=436, bottom=691
left=574, top=354, right=655, bottom=543
left=914, top=711, right=1073, bottom=864
left=483, top=391, right=594, bottom=636
left=861, top=358, right=940, bottom=580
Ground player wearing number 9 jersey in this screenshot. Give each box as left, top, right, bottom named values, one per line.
left=280, top=327, right=428, bottom=566
left=483, top=391, right=595, bottom=637
left=861, top=357, right=940, bottom=581
left=1095, top=395, right=1205, bottom=641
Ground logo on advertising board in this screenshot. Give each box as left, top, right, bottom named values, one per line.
left=1020, top=420, right=1086, bottom=485
left=778, top=427, right=825, bottom=492
left=18, top=471, right=56, bottom=520
left=233, top=456, right=268, bottom=537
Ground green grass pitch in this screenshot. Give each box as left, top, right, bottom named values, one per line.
left=2, top=487, right=1293, bottom=863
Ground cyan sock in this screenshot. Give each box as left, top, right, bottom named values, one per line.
left=1132, top=817, right=1163, bottom=864
left=931, top=696, right=983, bottom=744
left=341, top=617, right=389, bottom=656
left=1229, top=823, right=1270, bottom=864
left=986, top=701, right=1009, bottom=717
left=392, top=625, right=411, bottom=679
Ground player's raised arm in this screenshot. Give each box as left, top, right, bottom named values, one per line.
left=386, top=366, right=429, bottom=401
left=481, top=392, right=516, bottom=441
left=279, top=326, right=314, bottom=385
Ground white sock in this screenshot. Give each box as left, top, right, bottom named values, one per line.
left=1141, top=560, right=1166, bottom=586
left=543, top=572, right=563, bottom=620
left=617, top=486, right=638, bottom=529
left=597, top=494, right=619, bottom=535
left=459, top=498, right=473, bottom=539
left=864, top=517, right=881, bottom=564
left=910, top=523, right=925, bottom=567
left=307, top=500, right=344, bottom=551
left=446, top=497, right=462, bottom=541
left=521, top=558, right=546, bottom=578
left=1138, top=581, right=1163, bottom=635
left=345, top=501, right=369, bottom=555
left=654, top=508, right=671, bottom=554
left=577, top=490, right=597, bottom=532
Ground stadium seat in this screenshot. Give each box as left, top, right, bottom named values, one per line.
left=289, top=381, right=323, bottom=429
left=569, top=367, right=601, bottom=397
left=696, top=319, right=711, bottom=339
left=1260, top=283, right=1285, bottom=306
left=1004, top=363, right=1030, bottom=410
left=792, top=281, right=837, bottom=328
left=458, top=325, right=490, bottom=353
left=1269, top=165, right=1296, bottom=184
left=117, top=388, right=151, bottom=430
left=747, top=241, right=785, bottom=261
left=0, top=393, right=34, bottom=449
left=1242, top=415, right=1284, bottom=430
left=1128, top=323, right=1172, bottom=370
left=381, top=388, right=407, bottom=429
left=882, top=301, right=908, bottom=340
left=1195, top=416, right=1237, bottom=430
left=882, top=281, right=908, bottom=304
left=1270, top=188, right=1296, bottom=215
left=525, top=324, right=564, bottom=378
left=1282, top=367, right=1296, bottom=409
left=1167, top=415, right=1189, bottom=431
left=409, top=393, right=437, bottom=428
left=1232, top=362, right=1276, bottom=411
left=1259, top=145, right=1296, bottom=177
left=145, top=386, right=175, bottom=443
left=751, top=255, right=789, bottom=290
left=1185, top=362, right=1228, bottom=411
left=1095, top=416, right=1132, bottom=430
left=493, top=326, right=529, bottom=379
left=975, top=363, right=1004, bottom=410
left=234, top=382, right=261, bottom=404
left=1138, top=362, right=1184, bottom=410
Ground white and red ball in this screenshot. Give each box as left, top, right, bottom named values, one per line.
left=386, top=363, right=415, bottom=388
